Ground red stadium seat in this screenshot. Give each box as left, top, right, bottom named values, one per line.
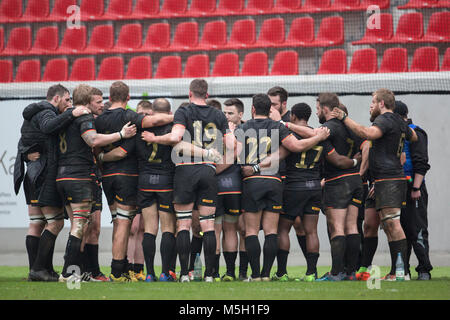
left=155, top=56, right=182, bottom=78
left=244, top=0, right=274, bottom=14
left=390, top=12, right=424, bottom=43
left=274, top=0, right=302, bottom=13
left=0, top=0, right=22, bottom=23
left=348, top=48, right=377, bottom=73
left=22, top=0, right=49, bottom=22
left=161, top=0, right=187, bottom=17
left=398, top=0, right=438, bottom=9
left=311, top=16, right=344, bottom=47
left=114, top=24, right=142, bottom=53
left=184, top=54, right=210, bottom=78
left=171, top=22, right=199, bottom=51
left=103, top=0, right=132, bottom=19
left=80, top=0, right=104, bottom=20
left=241, top=52, right=268, bottom=76
left=256, top=18, right=285, bottom=48
left=352, top=13, right=393, bottom=44
left=2, top=27, right=31, bottom=56
left=0, top=28, right=4, bottom=52
left=30, top=26, right=59, bottom=55
left=410, top=46, right=439, bottom=72
left=43, top=58, right=68, bottom=81
left=331, top=0, right=361, bottom=11
left=212, top=53, right=239, bottom=77
left=441, top=48, right=450, bottom=71
left=70, top=57, right=95, bottom=81
left=317, top=49, right=347, bottom=74
left=58, top=26, right=87, bottom=54
left=189, top=0, right=216, bottom=16
left=422, top=11, right=450, bottom=43
left=132, top=0, right=160, bottom=19
left=286, top=17, right=315, bottom=46
left=85, top=25, right=114, bottom=54
left=301, top=0, right=331, bottom=12
left=15, top=59, right=41, bottom=82
left=0, top=60, right=13, bottom=82
left=270, top=50, right=299, bottom=75
left=359, top=0, right=390, bottom=9
left=378, top=48, right=408, bottom=73
left=98, top=57, right=124, bottom=80
left=49, top=0, right=77, bottom=21
left=228, top=19, right=256, bottom=49
left=200, top=20, right=227, bottom=50
left=126, top=56, right=152, bottom=79
left=217, top=0, right=245, bottom=15
left=141, top=23, right=170, bottom=51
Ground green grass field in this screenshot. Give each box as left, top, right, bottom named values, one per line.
left=1, top=266, right=449, bottom=300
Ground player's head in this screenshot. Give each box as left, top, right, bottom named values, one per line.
left=206, top=99, right=222, bottom=111
left=394, top=100, right=408, bottom=120
left=316, top=92, right=339, bottom=124
left=291, top=103, right=312, bottom=123
left=189, top=79, right=208, bottom=100
left=136, top=100, right=153, bottom=115
left=73, top=84, right=92, bottom=108
left=223, top=98, right=244, bottom=125
left=371, top=88, right=395, bottom=121
left=267, top=86, right=288, bottom=113
left=89, top=87, right=104, bottom=116
left=252, top=94, right=271, bottom=118
left=110, top=81, right=130, bottom=104
left=46, top=84, right=71, bottom=112
left=152, top=98, right=171, bottom=114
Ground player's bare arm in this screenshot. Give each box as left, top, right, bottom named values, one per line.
left=142, top=113, right=174, bottom=128
left=141, top=123, right=185, bottom=146
left=359, top=140, right=370, bottom=176
left=282, top=127, right=330, bottom=153
left=285, top=122, right=315, bottom=138
left=326, top=149, right=361, bottom=169
left=331, top=107, right=383, bottom=141
left=82, top=122, right=136, bottom=148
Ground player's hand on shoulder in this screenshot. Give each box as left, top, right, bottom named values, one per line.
left=228, top=121, right=236, bottom=133
left=121, top=121, right=137, bottom=139
left=315, top=127, right=330, bottom=141
left=141, top=130, right=156, bottom=143
left=241, top=165, right=254, bottom=177
left=72, top=106, right=91, bottom=117
left=330, top=107, right=345, bottom=120
left=269, top=107, right=281, bottom=121
left=27, top=151, right=40, bottom=162
left=353, top=152, right=362, bottom=164
left=204, top=148, right=222, bottom=163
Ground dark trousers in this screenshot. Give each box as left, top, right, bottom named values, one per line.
left=400, top=182, right=433, bottom=274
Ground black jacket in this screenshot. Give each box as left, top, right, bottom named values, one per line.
left=14, top=101, right=75, bottom=195
left=408, top=119, right=431, bottom=177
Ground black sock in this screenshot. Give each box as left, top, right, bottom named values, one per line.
left=245, top=235, right=261, bottom=278
left=239, top=251, right=248, bottom=277
left=330, top=236, right=346, bottom=276
left=161, top=232, right=176, bottom=275
left=202, top=231, right=216, bottom=277
left=133, top=263, right=144, bottom=273
left=306, top=252, right=320, bottom=276
left=261, top=234, right=278, bottom=278
left=361, top=237, right=378, bottom=268
left=25, top=235, right=40, bottom=272
left=189, top=235, right=203, bottom=271
left=33, top=230, right=57, bottom=272
left=345, top=234, right=361, bottom=274
left=142, top=233, right=156, bottom=277
left=111, top=259, right=126, bottom=278
left=223, top=251, right=237, bottom=277
left=80, top=248, right=89, bottom=274
left=388, top=239, right=407, bottom=275
left=85, top=244, right=101, bottom=276
left=62, top=234, right=82, bottom=276
left=214, top=253, right=221, bottom=277
left=276, top=249, right=289, bottom=277
left=177, top=230, right=191, bottom=276
left=296, top=235, right=307, bottom=259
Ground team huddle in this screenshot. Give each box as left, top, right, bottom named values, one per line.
left=14, top=79, right=432, bottom=283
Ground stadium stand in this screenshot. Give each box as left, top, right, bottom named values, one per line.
left=317, top=49, right=347, bottom=74
left=410, top=46, right=440, bottom=72
left=42, top=58, right=68, bottom=82
left=97, top=56, right=124, bottom=80
left=184, top=54, right=210, bottom=78
left=241, top=51, right=269, bottom=76
left=30, top=26, right=59, bottom=55
left=270, top=50, right=299, bottom=75
left=155, top=55, right=182, bottom=78
left=442, top=47, right=450, bottom=71
left=378, top=48, right=409, bottom=73
left=14, top=59, right=41, bottom=82
left=348, top=48, right=378, bottom=73
left=125, top=56, right=152, bottom=79
left=57, top=26, right=87, bottom=55
left=69, top=57, right=96, bottom=81
left=0, top=59, right=13, bottom=82
left=212, top=52, right=240, bottom=77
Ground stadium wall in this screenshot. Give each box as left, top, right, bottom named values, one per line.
left=0, top=76, right=449, bottom=259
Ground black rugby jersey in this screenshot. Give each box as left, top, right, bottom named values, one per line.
left=236, top=118, right=291, bottom=180
left=322, top=118, right=363, bottom=180
left=370, top=112, right=413, bottom=180
left=136, top=123, right=174, bottom=175
left=95, top=108, right=145, bottom=175
left=173, top=103, right=229, bottom=166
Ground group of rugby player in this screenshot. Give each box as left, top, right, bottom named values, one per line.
left=15, top=79, right=420, bottom=283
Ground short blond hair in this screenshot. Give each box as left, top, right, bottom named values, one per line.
left=373, top=88, right=395, bottom=110
left=73, top=84, right=92, bottom=106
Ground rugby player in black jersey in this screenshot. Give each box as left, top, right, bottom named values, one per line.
left=331, top=88, right=418, bottom=280
left=56, top=84, right=136, bottom=282
left=238, top=94, right=330, bottom=282
left=94, top=81, right=173, bottom=282
left=141, top=79, right=235, bottom=282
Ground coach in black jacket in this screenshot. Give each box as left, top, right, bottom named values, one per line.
left=395, top=101, right=432, bottom=281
